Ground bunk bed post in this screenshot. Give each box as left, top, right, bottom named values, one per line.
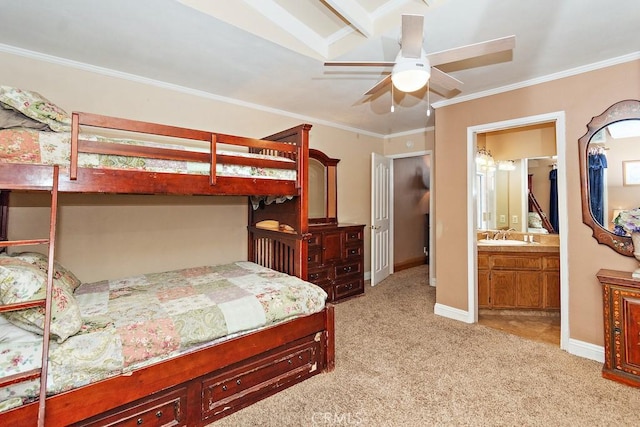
left=248, top=124, right=312, bottom=280
left=0, top=190, right=8, bottom=250
left=210, top=134, right=217, bottom=185
left=70, top=113, right=79, bottom=180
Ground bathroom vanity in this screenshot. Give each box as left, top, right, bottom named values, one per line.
left=478, top=244, right=560, bottom=310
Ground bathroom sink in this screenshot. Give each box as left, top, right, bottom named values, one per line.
left=477, top=239, right=529, bottom=246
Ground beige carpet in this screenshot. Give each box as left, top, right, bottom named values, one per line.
left=213, top=265, right=639, bottom=426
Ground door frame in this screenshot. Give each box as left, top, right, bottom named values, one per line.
left=466, top=112, right=569, bottom=350
left=387, top=150, right=434, bottom=287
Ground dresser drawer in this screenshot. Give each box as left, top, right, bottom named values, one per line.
left=307, top=233, right=321, bottom=248
left=343, top=244, right=362, bottom=259
left=334, top=261, right=362, bottom=278
left=201, top=339, right=320, bottom=422
left=335, top=277, right=364, bottom=300
left=344, top=228, right=363, bottom=242
left=307, top=268, right=329, bottom=283
left=76, top=387, right=187, bottom=427
left=307, top=248, right=322, bottom=267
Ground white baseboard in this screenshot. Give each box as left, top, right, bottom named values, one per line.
left=433, top=303, right=473, bottom=323
left=566, top=338, right=604, bottom=363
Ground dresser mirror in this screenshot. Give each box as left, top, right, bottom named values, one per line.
left=579, top=99, right=640, bottom=256
left=308, top=148, right=339, bottom=224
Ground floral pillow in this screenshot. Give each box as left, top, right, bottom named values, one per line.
left=0, top=259, right=82, bottom=343
left=0, top=86, right=72, bottom=132
left=9, top=252, right=82, bottom=292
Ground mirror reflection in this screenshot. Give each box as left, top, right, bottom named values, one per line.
left=308, top=158, right=327, bottom=219
left=476, top=122, right=558, bottom=234
left=587, top=119, right=640, bottom=235
left=308, top=149, right=339, bottom=224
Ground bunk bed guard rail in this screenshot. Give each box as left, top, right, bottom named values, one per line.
left=70, top=112, right=299, bottom=187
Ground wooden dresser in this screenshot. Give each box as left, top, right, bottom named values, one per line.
left=596, top=269, right=640, bottom=387
left=307, top=223, right=365, bottom=302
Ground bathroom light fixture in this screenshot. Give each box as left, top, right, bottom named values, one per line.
left=497, top=160, right=516, bottom=171
left=391, top=52, right=431, bottom=93
left=476, top=147, right=495, bottom=171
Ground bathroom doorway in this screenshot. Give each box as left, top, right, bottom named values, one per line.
left=466, top=112, right=568, bottom=350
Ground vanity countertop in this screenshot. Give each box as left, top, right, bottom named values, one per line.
left=477, top=241, right=559, bottom=253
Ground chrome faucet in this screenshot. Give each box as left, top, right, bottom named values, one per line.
left=493, top=228, right=516, bottom=240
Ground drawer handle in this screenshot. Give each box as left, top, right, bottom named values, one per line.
left=137, top=418, right=143, bottom=425
left=349, top=249, right=357, bottom=255
left=307, top=256, right=312, bottom=261
left=156, top=411, right=163, bottom=418
left=222, top=385, right=227, bottom=391
left=343, top=266, right=352, bottom=273
left=236, top=379, right=241, bottom=385
left=309, top=273, right=319, bottom=280
left=288, top=359, right=293, bottom=364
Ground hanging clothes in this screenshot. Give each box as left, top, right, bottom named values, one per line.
left=549, top=166, right=559, bottom=232
left=588, top=150, right=608, bottom=225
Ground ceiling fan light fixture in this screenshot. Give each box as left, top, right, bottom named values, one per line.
left=391, top=54, right=431, bottom=93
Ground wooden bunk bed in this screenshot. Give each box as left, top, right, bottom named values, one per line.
left=0, top=97, right=334, bottom=426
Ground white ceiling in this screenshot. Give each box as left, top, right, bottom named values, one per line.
left=0, top=0, right=639, bottom=137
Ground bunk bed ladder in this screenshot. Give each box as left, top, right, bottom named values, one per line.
left=0, top=165, right=60, bottom=427
left=528, top=190, right=554, bottom=233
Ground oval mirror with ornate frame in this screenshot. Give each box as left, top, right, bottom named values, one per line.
left=579, top=99, right=640, bottom=256
left=308, top=148, right=339, bottom=225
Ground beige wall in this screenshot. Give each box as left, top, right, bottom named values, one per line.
left=434, top=59, right=640, bottom=346
left=1, top=51, right=383, bottom=282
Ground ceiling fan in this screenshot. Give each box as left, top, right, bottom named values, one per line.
left=324, top=14, right=515, bottom=97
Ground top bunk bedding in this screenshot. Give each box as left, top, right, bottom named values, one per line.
left=0, top=257, right=327, bottom=412
left=0, top=86, right=308, bottom=197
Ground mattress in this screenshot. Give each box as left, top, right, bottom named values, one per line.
left=0, top=261, right=326, bottom=411
left=0, top=128, right=296, bottom=181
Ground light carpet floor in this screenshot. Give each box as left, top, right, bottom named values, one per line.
left=213, top=265, right=639, bottom=426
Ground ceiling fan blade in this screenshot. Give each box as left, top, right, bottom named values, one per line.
left=324, top=61, right=396, bottom=67
left=400, top=14, right=423, bottom=58
left=426, top=35, right=515, bottom=67
left=429, top=67, right=464, bottom=91
left=364, top=75, right=392, bottom=96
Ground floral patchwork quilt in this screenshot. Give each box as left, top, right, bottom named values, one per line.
left=0, top=262, right=326, bottom=411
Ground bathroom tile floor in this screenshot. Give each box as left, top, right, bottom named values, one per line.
left=478, top=312, right=561, bottom=346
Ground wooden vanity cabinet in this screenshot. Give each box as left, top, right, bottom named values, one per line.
left=478, top=251, right=560, bottom=310
left=596, top=269, right=640, bottom=388
left=307, top=223, right=364, bottom=302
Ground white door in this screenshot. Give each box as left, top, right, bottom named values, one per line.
left=371, top=153, right=391, bottom=285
